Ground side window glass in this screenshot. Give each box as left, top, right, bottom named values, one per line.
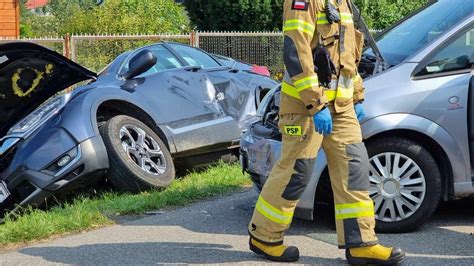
left=122, top=45, right=183, bottom=77
left=416, top=28, right=473, bottom=77
left=168, top=44, right=220, bottom=69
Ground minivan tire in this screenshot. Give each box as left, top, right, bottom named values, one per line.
left=367, top=137, right=442, bottom=233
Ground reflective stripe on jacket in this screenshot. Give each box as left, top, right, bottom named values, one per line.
left=281, top=0, right=365, bottom=115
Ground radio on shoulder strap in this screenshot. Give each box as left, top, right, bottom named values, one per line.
left=325, top=0, right=341, bottom=24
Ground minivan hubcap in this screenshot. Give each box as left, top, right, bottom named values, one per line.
left=119, top=125, right=166, bottom=176
left=369, top=152, right=426, bottom=222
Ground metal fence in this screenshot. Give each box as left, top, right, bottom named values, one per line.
left=196, top=31, right=285, bottom=77
left=70, top=34, right=192, bottom=72
left=0, top=37, right=67, bottom=55
left=1, top=30, right=382, bottom=75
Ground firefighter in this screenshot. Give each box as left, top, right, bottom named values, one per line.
left=247, top=0, right=406, bottom=264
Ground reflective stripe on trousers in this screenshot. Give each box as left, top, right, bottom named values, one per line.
left=255, top=195, right=294, bottom=225
left=335, top=201, right=375, bottom=220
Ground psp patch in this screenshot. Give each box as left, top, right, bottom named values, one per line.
left=284, top=126, right=302, bottom=136
left=292, top=1, right=309, bottom=11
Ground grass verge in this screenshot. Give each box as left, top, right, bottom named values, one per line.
left=0, top=162, right=250, bottom=247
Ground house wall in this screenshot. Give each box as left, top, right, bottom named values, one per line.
left=0, top=0, right=20, bottom=38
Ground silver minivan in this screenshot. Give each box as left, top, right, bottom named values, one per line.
left=240, top=0, right=474, bottom=232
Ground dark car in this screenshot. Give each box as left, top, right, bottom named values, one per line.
left=0, top=42, right=278, bottom=216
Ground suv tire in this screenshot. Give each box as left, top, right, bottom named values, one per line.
left=100, top=115, right=175, bottom=192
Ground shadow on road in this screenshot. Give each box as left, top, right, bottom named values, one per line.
left=120, top=192, right=474, bottom=257
left=15, top=192, right=474, bottom=265
left=19, top=242, right=344, bottom=265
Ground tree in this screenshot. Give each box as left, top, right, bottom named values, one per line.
left=184, top=0, right=276, bottom=31
left=353, top=0, right=428, bottom=30
left=20, top=0, right=191, bottom=72
left=21, top=0, right=190, bottom=37
left=185, top=0, right=429, bottom=31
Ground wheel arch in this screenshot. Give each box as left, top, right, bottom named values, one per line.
left=365, top=129, right=453, bottom=201
left=309, top=114, right=463, bottom=220
left=95, top=99, right=174, bottom=153
left=362, top=113, right=462, bottom=201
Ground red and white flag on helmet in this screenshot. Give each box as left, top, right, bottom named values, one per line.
left=292, top=1, right=309, bottom=10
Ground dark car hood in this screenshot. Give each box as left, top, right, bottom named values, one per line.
left=0, top=42, right=96, bottom=137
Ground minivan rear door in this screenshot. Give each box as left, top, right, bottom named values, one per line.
left=411, top=24, right=473, bottom=183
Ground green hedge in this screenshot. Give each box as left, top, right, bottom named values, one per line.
left=20, top=0, right=191, bottom=71
left=353, top=0, right=429, bottom=30
left=19, top=0, right=429, bottom=72
left=21, top=0, right=190, bottom=37
left=184, top=0, right=429, bottom=31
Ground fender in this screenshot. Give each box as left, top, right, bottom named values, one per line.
left=362, top=113, right=470, bottom=193
left=58, top=86, right=177, bottom=154
left=299, top=113, right=472, bottom=219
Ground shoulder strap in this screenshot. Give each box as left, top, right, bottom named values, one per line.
left=346, top=0, right=354, bottom=14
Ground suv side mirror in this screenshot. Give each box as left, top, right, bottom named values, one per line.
left=122, top=49, right=157, bottom=80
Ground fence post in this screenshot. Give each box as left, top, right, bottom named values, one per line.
left=190, top=31, right=195, bottom=46
left=70, top=34, right=76, bottom=62
left=64, top=33, right=70, bottom=59
left=194, top=31, right=200, bottom=48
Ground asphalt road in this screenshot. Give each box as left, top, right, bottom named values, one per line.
left=0, top=189, right=473, bottom=265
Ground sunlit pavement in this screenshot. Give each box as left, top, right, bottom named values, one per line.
left=0, top=189, right=473, bottom=265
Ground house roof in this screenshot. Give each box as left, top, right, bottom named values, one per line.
left=26, top=0, right=49, bottom=9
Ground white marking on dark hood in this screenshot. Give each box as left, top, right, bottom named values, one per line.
left=0, top=55, right=8, bottom=64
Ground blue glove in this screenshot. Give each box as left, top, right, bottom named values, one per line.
left=313, top=107, right=333, bottom=135
left=354, top=103, right=365, bottom=122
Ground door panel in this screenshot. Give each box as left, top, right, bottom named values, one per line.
left=166, top=42, right=256, bottom=124
left=206, top=70, right=257, bottom=124
left=135, top=69, right=241, bottom=152
left=120, top=44, right=242, bottom=153
left=412, top=25, right=473, bottom=182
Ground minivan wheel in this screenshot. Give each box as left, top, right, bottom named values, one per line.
left=100, top=115, right=175, bottom=193
left=367, top=137, right=441, bottom=233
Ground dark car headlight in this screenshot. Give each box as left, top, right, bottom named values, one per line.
left=8, top=93, right=71, bottom=137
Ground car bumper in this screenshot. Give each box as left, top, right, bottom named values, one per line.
left=240, top=122, right=330, bottom=221
left=0, top=135, right=108, bottom=217
left=239, top=125, right=282, bottom=188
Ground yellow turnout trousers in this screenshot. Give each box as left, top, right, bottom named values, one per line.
left=248, top=103, right=378, bottom=249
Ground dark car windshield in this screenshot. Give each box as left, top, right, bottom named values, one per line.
left=212, top=54, right=237, bottom=68
left=367, top=0, right=472, bottom=66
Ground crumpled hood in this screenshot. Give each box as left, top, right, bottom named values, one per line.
left=0, top=42, right=96, bottom=137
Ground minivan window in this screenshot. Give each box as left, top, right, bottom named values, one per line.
left=416, top=28, right=474, bottom=76
left=366, top=0, right=472, bottom=66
